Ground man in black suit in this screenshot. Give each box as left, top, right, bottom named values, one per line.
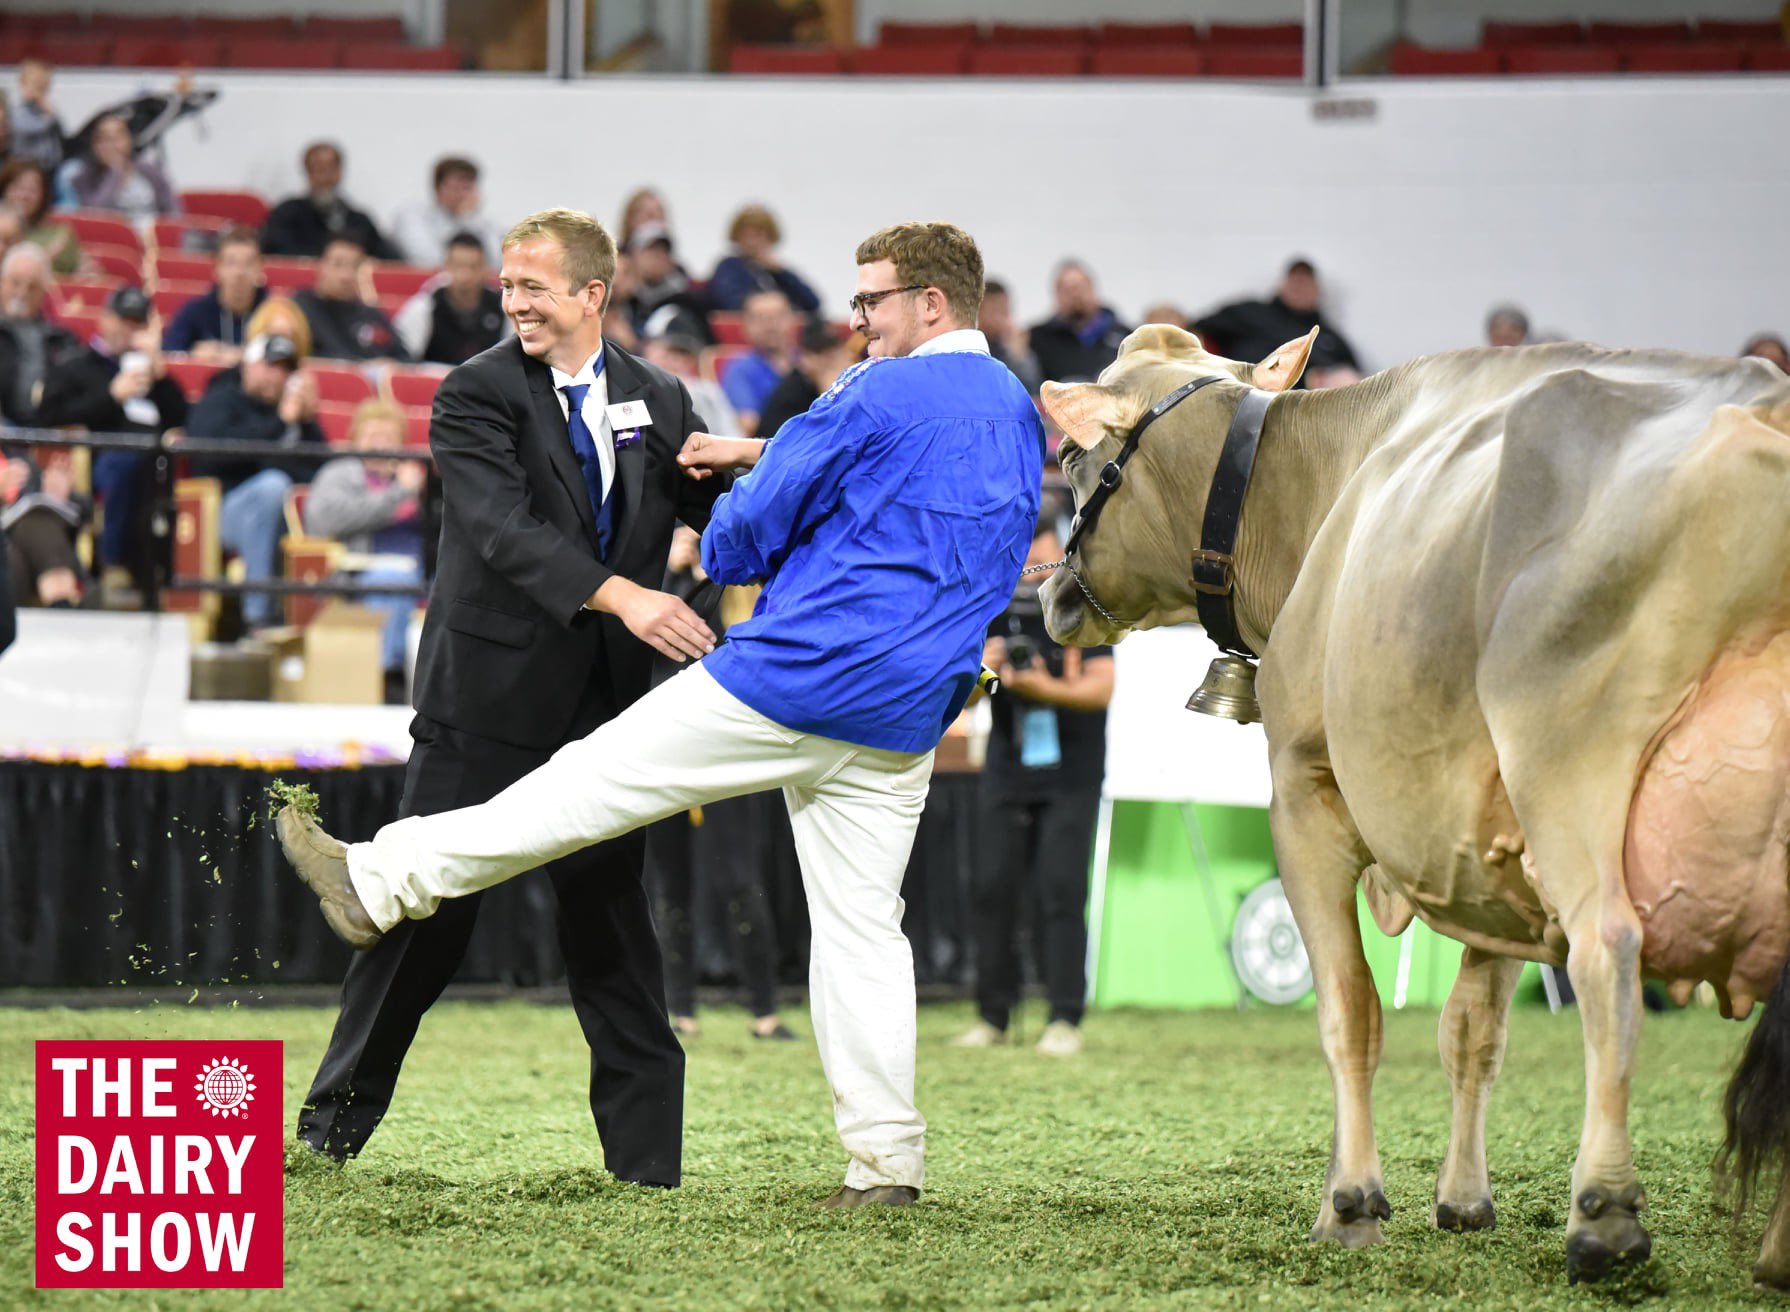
left=297, top=208, right=728, bottom=1187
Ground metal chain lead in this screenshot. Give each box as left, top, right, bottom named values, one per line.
left=1016, top=558, right=1129, bottom=629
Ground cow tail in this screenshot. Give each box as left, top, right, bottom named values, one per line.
left=1717, top=959, right=1790, bottom=1218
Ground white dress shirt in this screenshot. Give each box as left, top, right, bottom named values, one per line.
left=549, top=349, right=615, bottom=500
left=909, top=328, right=991, bottom=358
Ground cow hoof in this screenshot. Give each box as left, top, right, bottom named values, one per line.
left=1565, top=1191, right=1651, bottom=1285
left=1311, top=1186, right=1392, bottom=1248
left=1433, top=1198, right=1496, bottom=1233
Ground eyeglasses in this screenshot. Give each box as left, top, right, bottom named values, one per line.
left=847, top=285, right=926, bottom=316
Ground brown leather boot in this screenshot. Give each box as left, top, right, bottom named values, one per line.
left=817, top=1184, right=920, bottom=1209
left=275, top=807, right=382, bottom=950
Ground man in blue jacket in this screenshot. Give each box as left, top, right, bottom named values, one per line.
left=278, top=221, right=1043, bottom=1206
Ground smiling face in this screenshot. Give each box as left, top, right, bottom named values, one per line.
left=500, top=235, right=605, bottom=371
left=92, top=116, right=133, bottom=171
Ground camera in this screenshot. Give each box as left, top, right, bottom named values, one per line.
left=1005, top=633, right=1038, bottom=672
left=1000, top=591, right=1044, bottom=672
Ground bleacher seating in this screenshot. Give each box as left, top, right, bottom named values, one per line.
left=180, top=190, right=271, bottom=229
left=0, top=11, right=434, bottom=70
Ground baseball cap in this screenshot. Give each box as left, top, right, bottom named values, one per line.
left=106, top=285, right=153, bottom=322
left=627, top=222, right=674, bottom=254
left=244, top=333, right=300, bottom=368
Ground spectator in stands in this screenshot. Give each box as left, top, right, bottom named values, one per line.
left=2, top=443, right=86, bottom=607
left=246, top=296, right=314, bottom=363
left=0, top=97, right=11, bottom=164
left=722, top=288, right=795, bottom=436
left=639, top=322, right=740, bottom=438
left=979, top=278, right=1040, bottom=393
left=0, top=522, right=14, bottom=653
left=1029, top=260, right=1130, bottom=385
left=391, top=156, right=506, bottom=268
left=0, top=242, right=79, bottom=425
left=184, top=332, right=324, bottom=628
left=303, top=398, right=428, bottom=698
left=36, top=285, right=187, bottom=596
left=757, top=320, right=859, bottom=439
left=294, top=237, right=411, bottom=362
left=617, top=223, right=711, bottom=344
left=12, top=60, right=65, bottom=172
left=1141, top=301, right=1189, bottom=330
left=262, top=141, right=397, bottom=261
left=0, top=158, right=79, bottom=275
left=618, top=186, right=671, bottom=251
left=956, top=514, right=1113, bottom=1058
left=1486, top=304, right=1530, bottom=348
left=707, top=204, right=821, bottom=314
left=65, top=114, right=177, bottom=221
left=162, top=227, right=268, bottom=364
left=1742, top=332, right=1789, bottom=372
left=1195, top=257, right=1362, bottom=387
left=394, top=232, right=506, bottom=366
left=0, top=207, right=21, bottom=262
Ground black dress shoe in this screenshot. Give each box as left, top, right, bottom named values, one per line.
left=275, top=807, right=383, bottom=949
left=817, top=1184, right=920, bottom=1209
left=751, top=1021, right=798, bottom=1041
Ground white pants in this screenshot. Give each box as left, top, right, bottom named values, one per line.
left=348, top=663, right=934, bottom=1189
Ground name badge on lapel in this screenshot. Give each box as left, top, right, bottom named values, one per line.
left=606, top=400, right=652, bottom=430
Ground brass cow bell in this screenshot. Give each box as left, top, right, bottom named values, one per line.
left=1187, top=654, right=1261, bottom=724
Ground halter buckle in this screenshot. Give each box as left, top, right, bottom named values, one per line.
left=1190, top=549, right=1234, bottom=596
left=1097, top=461, right=1123, bottom=490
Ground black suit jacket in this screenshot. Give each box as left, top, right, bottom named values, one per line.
left=412, top=335, right=729, bottom=750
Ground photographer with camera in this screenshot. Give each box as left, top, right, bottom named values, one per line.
left=955, top=516, right=1114, bottom=1057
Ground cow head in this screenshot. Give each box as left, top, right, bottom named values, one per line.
left=1038, top=323, right=1316, bottom=646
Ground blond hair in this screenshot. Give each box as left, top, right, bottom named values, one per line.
left=245, top=295, right=312, bottom=361
left=348, top=397, right=407, bottom=446
left=503, top=208, right=616, bottom=309
left=854, top=222, right=983, bottom=326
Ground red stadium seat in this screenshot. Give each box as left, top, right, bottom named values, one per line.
left=1698, top=20, right=1784, bottom=43
left=403, top=409, right=432, bottom=446
left=40, top=33, right=111, bottom=65
left=190, top=16, right=298, bottom=39
left=180, top=190, right=270, bottom=229
left=225, top=37, right=342, bottom=69
left=1387, top=42, right=1502, bottom=76
left=1624, top=43, right=1746, bottom=73
left=878, top=21, right=979, bottom=46
left=1207, top=23, right=1304, bottom=47
left=58, top=211, right=143, bottom=256
left=84, top=245, right=147, bottom=282
left=1483, top=21, right=1584, bottom=47
left=849, top=44, right=971, bottom=75
left=111, top=35, right=224, bottom=67
left=1504, top=45, right=1620, bottom=74
left=986, top=24, right=1090, bottom=47
left=309, top=365, right=377, bottom=404
left=1747, top=44, right=1790, bottom=71
left=728, top=44, right=846, bottom=74
left=153, top=215, right=226, bottom=253
left=1097, top=22, right=1199, bottom=46
left=1589, top=21, right=1692, bottom=45
left=1207, top=47, right=1304, bottom=78
left=967, top=46, right=1088, bottom=76
left=339, top=44, right=462, bottom=71
left=315, top=401, right=360, bottom=446
left=52, top=276, right=122, bottom=306
left=165, top=356, right=226, bottom=401
left=1090, top=47, right=1206, bottom=77
left=153, top=286, right=204, bottom=321
left=709, top=313, right=747, bottom=346
left=370, top=265, right=438, bottom=298
left=262, top=259, right=317, bottom=295
left=154, top=253, right=216, bottom=284
left=54, top=308, right=102, bottom=341
left=303, top=16, right=408, bottom=42
left=386, top=370, right=447, bottom=409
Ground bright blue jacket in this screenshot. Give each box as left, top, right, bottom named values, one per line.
left=701, top=336, right=1042, bottom=753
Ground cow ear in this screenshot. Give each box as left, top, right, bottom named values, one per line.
left=1041, top=381, right=1129, bottom=450
left=1251, top=327, right=1319, bottom=392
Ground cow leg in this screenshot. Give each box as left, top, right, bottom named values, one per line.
left=1755, top=1162, right=1790, bottom=1291
left=1270, top=782, right=1389, bottom=1249
left=1559, top=882, right=1652, bottom=1283
left=1433, top=946, right=1523, bottom=1233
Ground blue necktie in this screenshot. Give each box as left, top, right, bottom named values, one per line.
left=559, top=378, right=616, bottom=560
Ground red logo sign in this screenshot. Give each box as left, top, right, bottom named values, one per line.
left=35, top=1041, right=284, bottom=1289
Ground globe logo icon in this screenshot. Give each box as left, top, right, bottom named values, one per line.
left=194, top=1057, right=256, bottom=1117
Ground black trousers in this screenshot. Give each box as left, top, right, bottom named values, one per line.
left=970, top=785, right=1101, bottom=1031
left=298, top=682, right=685, bottom=1186
left=645, top=792, right=781, bottom=1019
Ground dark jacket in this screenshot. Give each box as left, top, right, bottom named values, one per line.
left=184, top=367, right=326, bottom=490
left=1028, top=308, right=1131, bottom=385
left=705, top=254, right=821, bottom=315
left=411, top=336, right=730, bottom=749
left=755, top=367, right=819, bottom=440
left=0, top=316, right=82, bottom=425
left=260, top=194, right=398, bottom=260
left=162, top=285, right=268, bottom=354
left=294, top=289, right=410, bottom=362
left=1193, top=296, right=1361, bottom=375
left=421, top=286, right=506, bottom=366
left=36, top=344, right=189, bottom=435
